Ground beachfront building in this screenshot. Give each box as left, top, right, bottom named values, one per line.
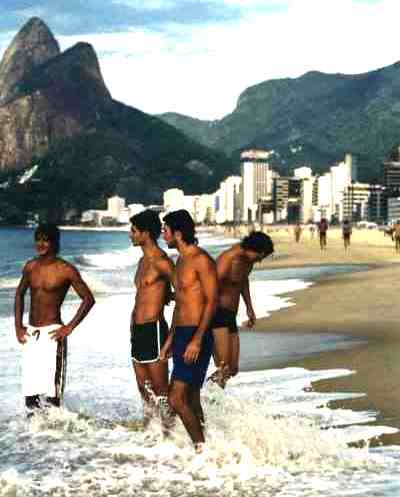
left=128, top=204, right=145, bottom=218
left=240, top=149, right=277, bottom=223
left=163, top=188, right=185, bottom=212
left=342, top=183, right=371, bottom=221
left=388, top=197, right=400, bottom=223
left=107, top=196, right=126, bottom=219
left=273, top=176, right=302, bottom=223
left=316, top=154, right=358, bottom=222
left=299, top=176, right=316, bottom=223
left=293, top=166, right=315, bottom=223
left=383, top=147, right=400, bottom=196
left=214, top=175, right=242, bottom=224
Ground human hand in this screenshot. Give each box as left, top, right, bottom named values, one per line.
left=160, top=337, right=173, bottom=361
left=49, top=325, right=73, bottom=341
left=246, top=308, right=256, bottom=328
left=16, top=326, right=29, bottom=344
left=183, top=338, right=201, bottom=365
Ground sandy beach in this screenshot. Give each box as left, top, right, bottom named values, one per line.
left=245, top=226, right=400, bottom=444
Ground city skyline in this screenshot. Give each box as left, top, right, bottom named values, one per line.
left=0, top=0, right=399, bottom=119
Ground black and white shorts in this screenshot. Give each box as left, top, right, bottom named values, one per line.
left=131, top=319, right=168, bottom=363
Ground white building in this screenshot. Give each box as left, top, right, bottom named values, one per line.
left=163, top=188, right=185, bottom=212
left=300, top=176, right=316, bottom=223
left=214, top=175, right=242, bottom=224
left=107, top=196, right=126, bottom=219
left=294, top=166, right=313, bottom=180
left=128, top=204, right=145, bottom=218
left=240, top=149, right=277, bottom=222
left=316, top=154, right=358, bottom=222
left=317, top=173, right=332, bottom=219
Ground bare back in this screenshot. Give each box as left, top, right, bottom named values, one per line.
left=133, top=252, right=173, bottom=324
left=217, top=246, right=253, bottom=312
left=175, top=247, right=215, bottom=326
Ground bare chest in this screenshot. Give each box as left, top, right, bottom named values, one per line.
left=228, top=259, right=250, bottom=285
left=176, top=259, right=199, bottom=291
left=30, top=266, right=69, bottom=293
left=135, top=259, right=161, bottom=289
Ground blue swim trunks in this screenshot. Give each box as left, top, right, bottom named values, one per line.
left=171, top=326, right=213, bottom=388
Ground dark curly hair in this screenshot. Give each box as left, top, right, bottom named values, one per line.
left=163, top=209, right=197, bottom=245
left=130, top=210, right=161, bottom=241
left=34, top=223, right=60, bottom=254
left=241, top=231, right=274, bottom=258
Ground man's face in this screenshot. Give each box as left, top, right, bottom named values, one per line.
left=246, top=249, right=267, bottom=264
left=163, top=224, right=176, bottom=248
left=129, top=225, right=145, bottom=246
left=34, top=234, right=55, bottom=257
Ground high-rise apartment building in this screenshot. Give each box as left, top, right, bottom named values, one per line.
left=240, top=149, right=277, bottom=222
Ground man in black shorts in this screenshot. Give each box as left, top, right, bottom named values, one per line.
left=210, top=231, right=274, bottom=387
left=130, top=210, right=174, bottom=425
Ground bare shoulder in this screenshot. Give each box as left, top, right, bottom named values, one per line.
left=23, top=258, right=38, bottom=274
left=55, top=258, right=82, bottom=279
left=153, top=251, right=174, bottom=272
left=216, top=245, right=237, bottom=264
left=194, top=247, right=216, bottom=270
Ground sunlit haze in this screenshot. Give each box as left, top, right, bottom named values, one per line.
left=0, top=0, right=399, bottom=119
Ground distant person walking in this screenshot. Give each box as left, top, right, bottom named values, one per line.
left=294, top=223, right=302, bottom=243
left=342, top=219, right=352, bottom=251
left=309, top=224, right=315, bottom=239
left=317, top=218, right=329, bottom=250
left=394, top=220, right=400, bottom=253
left=15, top=224, right=95, bottom=413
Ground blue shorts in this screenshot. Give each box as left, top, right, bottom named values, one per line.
left=171, top=326, right=213, bottom=388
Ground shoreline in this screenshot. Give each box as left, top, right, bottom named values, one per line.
left=245, top=229, right=400, bottom=444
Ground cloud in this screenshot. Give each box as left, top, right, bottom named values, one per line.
left=0, top=0, right=400, bottom=119
left=0, top=0, right=243, bottom=35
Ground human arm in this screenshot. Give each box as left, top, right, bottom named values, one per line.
left=241, top=276, right=256, bottom=327
left=159, top=302, right=178, bottom=361
left=183, top=255, right=218, bottom=364
left=155, top=256, right=176, bottom=306
left=50, top=266, right=95, bottom=340
left=14, top=263, right=31, bottom=344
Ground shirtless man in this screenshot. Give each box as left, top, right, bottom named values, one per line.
left=160, top=210, right=218, bottom=451
left=210, top=231, right=274, bottom=387
left=14, top=223, right=95, bottom=411
left=129, top=210, right=175, bottom=424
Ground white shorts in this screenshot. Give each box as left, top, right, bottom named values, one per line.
left=21, top=324, right=67, bottom=399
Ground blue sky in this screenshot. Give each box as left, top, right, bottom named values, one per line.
left=0, top=0, right=398, bottom=119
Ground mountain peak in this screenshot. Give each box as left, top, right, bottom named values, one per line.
left=0, top=17, right=60, bottom=103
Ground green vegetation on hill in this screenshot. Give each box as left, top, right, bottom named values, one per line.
left=0, top=101, right=232, bottom=223
left=160, top=64, right=400, bottom=181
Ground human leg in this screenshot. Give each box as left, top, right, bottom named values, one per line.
left=230, top=332, right=240, bottom=377
left=168, top=380, right=205, bottom=444
left=210, top=327, right=231, bottom=387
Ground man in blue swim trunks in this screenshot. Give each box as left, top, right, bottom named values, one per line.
left=130, top=210, right=175, bottom=425
left=160, top=210, right=218, bottom=452
left=210, top=231, right=274, bottom=387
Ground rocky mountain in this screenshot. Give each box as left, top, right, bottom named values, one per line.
left=0, top=18, right=231, bottom=223
left=160, top=64, right=400, bottom=181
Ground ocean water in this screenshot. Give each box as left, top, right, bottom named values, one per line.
left=1, top=227, right=399, bottom=497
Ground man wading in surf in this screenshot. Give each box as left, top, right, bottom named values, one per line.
left=209, top=231, right=274, bottom=388
left=129, top=210, right=175, bottom=426
left=160, top=210, right=218, bottom=452
left=14, top=223, right=95, bottom=413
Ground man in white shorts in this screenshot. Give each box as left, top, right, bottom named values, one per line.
left=14, top=223, right=95, bottom=412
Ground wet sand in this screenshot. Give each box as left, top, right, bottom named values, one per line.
left=251, top=227, right=400, bottom=444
